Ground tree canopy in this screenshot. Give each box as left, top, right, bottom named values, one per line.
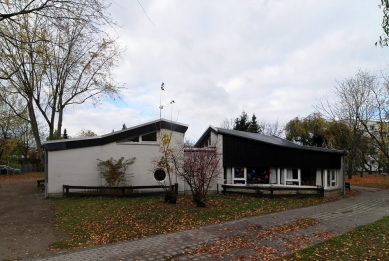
left=378, top=0, right=389, bottom=46
left=0, top=0, right=123, bottom=160
left=285, top=113, right=351, bottom=150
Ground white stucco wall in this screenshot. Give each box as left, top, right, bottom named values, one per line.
left=47, top=146, right=104, bottom=196
left=46, top=129, right=186, bottom=197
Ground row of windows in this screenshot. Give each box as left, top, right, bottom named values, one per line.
left=119, top=132, right=157, bottom=143
left=230, top=167, right=338, bottom=188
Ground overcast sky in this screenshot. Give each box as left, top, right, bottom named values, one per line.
left=62, top=0, right=389, bottom=141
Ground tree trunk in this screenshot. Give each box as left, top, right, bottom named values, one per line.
left=192, top=192, right=205, bottom=207
left=27, top=100, right=43, bottom=163
left=164, top=192, right=177, bottom=204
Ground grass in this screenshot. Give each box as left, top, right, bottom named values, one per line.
left=347, top=174, right=389, bottom=189
left=0, top=172, right=44, bottom=182
left=274, top=174, right=389, bottom=261
left=277, top=215, right=389, bottom=261
left=52, top=193, right=350, bottom=250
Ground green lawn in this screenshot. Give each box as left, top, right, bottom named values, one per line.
left=52, top=193, right=346, bottom=249
left=278, top=215, right=389, bottom=260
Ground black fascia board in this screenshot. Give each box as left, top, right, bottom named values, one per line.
left=42, top=120, right=188, bottom=152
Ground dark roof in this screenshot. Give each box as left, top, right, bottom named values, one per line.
left=43, top=119, right=188, bottom=151
left=196, top=126, right=346, bottom=155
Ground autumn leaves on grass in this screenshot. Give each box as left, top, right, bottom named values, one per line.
left=52, top=194, right=345, bottom=250
left=347, top=174, right=389, bottom=190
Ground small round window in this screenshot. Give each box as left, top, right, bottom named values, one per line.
left=154, top=169, right=166, bottom=181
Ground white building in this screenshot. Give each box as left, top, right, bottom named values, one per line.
left=42, top=119, right=188, bottom=198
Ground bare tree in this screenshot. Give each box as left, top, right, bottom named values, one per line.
left=1, top=0, right=56, bottom=22
left=220, top=118, right=234, bottom=129
left=75, top=129, right=98, bottom=138
left=261, top=120, right=285, bottom=137
left=0, top=0, right=123, bottom=159
left=172, top=141, right=222, bottom=207
left=315, top=70, right=387, bottom=177
left=378, top=0, right=389, bottom=47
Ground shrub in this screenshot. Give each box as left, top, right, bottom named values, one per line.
left=97, top=157, right=135, bottom=186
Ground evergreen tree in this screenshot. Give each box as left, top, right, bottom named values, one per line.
left=233, top=111, right=251, bottom=131
left=62, top=128, right=69, bottom=139
left=248, top=114, right=261, bottom=133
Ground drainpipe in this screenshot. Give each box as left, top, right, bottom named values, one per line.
left=343, top=153, right=346, bottom=196
left=44, top=148, right=48, bottom=198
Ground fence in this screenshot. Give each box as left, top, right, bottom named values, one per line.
left=21, top=164, right=44, bottom=173
left=219, top=184, right=324, bottom=198
left=63, top=184, right=178, bottom=198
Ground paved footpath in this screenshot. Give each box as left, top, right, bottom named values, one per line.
left=24, top=186, right=389, bottom=261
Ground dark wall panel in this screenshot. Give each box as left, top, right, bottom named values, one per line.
left=223, top=135, right=341, bottom=169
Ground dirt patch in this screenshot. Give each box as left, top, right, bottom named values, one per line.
left=0, top=178, right=71, bottom=261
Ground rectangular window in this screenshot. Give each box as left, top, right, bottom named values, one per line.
left=286, top=168, right=299, bottom=185
left=234, top=168, right=245, bottom=178
left=233, top=168, right=246, bottom=185
left=269, top=168, right=277, bottom=184
left=142, top=132, right=157, bottom=142
left=122, top=136, right=139, bottom=142
left=247, top=168, right=272, bottom=184
left=327, top=169, right=337, bottom=187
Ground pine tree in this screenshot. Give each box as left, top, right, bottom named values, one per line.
left=62, top=128, right=69, bottom=139
left=248, top=114, right=261, bottom=133
left=234, top=111, right=251, bottom=131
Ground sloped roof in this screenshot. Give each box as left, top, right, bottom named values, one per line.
left=196, top=126, right=345, bottom=155
left=43, top=119, right=188, bottom=151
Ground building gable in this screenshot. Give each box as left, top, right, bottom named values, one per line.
left=43, top=119, right=188, bottom=151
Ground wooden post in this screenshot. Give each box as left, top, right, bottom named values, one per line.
left=320, top=186, right=324, bottom=197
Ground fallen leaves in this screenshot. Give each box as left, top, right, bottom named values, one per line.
left=52, top=192, right=356, bottom=251
left=182, top=218, right=319, bottom=260
left=0, top=172, right=44, bottom=182
left=281, top=216, right=389, bottom=260
left=313, top=231, right=335, bottom=240
left=257, top=218, right=318, bottom=239
left=347, top=174, right=389, bottom=190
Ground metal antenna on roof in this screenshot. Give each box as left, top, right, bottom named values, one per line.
left=159, top=82, right=165, bottom=122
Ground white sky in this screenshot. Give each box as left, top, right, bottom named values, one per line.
left=62, top=0, right=389, bottom=141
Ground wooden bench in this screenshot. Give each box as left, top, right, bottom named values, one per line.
left=220, top=184, right=324, bottom=198
left=345, top=182, right=351, bottom=190
left=62, top=184, right=178, bottom=198
left=37, top=179, right=45, bottom=189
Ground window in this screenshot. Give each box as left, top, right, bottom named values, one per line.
left=122, top=136, right=139, bottom=142
left=269, top=168, right=277, bottom=184
left=142, top=132, right=157, bottom=142
left=119, top=132, right=157, bottom=143
left=327, top=170, right=337, bottom=187
left=154, top=169, right=166, bottom=181
left=285, top=169, right=300, bottom=185
left=233, top=167, right=246, bottom=185
left=247, top=167, right=273, bottom=184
